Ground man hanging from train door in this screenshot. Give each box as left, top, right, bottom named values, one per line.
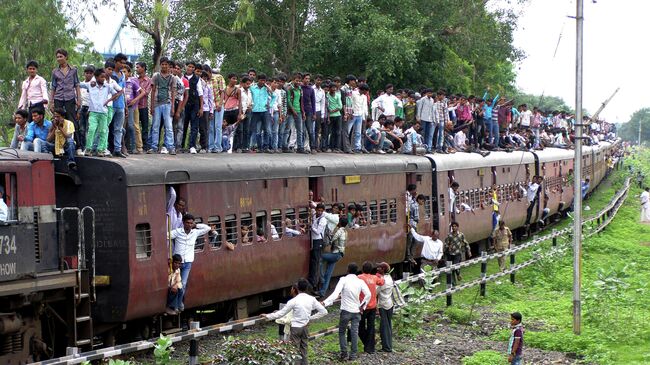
left=167, top=186, right=186, bottom=230
left=524, top=176, right=541, bottom=227
left=308, top=203, right=328, bottom=289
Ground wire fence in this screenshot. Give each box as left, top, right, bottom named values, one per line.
left=31, top=177, right=631, bottom=365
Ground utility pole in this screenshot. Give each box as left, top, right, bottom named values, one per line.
left=573, top=0, right=584, bottom=336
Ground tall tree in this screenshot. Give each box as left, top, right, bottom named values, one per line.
left=0, top=0, right=103, bottom=145
left=124, top=0, right=174, bottom=71
left=618, top=108, right=650, bottom=144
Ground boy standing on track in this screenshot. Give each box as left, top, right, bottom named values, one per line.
left=262, top=278, right=327, bottom=365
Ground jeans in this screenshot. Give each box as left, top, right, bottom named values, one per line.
left=180, top=262, right=192, bottom=305
left=270, top=111, right=280, bottom=150
left=359, top=309, right=376, bottom=353
left=126, top=106, right=137, bottom=152
left=112, top=108, right=125, bottom=152
left=308, top=239, right=323, bottom=288
left=305, top=112, right=317, bottom=150
left=252, top=111, right=271, bottom=150
left=78, top=105, right=89, bottom=151
left=511, top=355, right=522, bottom=365
left=222, top=135, right=231, bottom=151
left=319, top=252, right=343, bottom=296
left=150, top=103, right=174, bottom=151
left=348, top=116, right=363, bottom=151
left=138, top=107, right=150, bottom=151
left=490, top=120, right=500, bottom=145
left=422, top=120, right=434, bottom=152
left=209, top=108, right=224, bottom=152
left=435, top=120, right=445, bottom=151
left=338, top=310, right=361, bottom=357
left=41, top=139, right=76, bottom=164
left=279, top=112, right=296, bottom=149
left=532, top=127, right=540, bottom=148
left=379, top=307, right=393, bottom=352
left=167, top=288, right=184, bottom=310
left=447, top=253, right=462, bottom=285
left=233, top=111, right=251, bottom=151
left=184, top=103, right=200, bottom=149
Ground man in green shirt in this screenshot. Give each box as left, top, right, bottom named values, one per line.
left=282, top=73, right=306, bottom=153
left=325, top=82, right=342, bottom=152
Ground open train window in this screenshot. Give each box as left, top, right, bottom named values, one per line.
left=286, top=208, right=296, bottom=226
left=389, top=199, right=397, bottom=223
left=225, top=214, right=238, bottom=245
left=0, top=173, right=17, bottom=222
left=355, top=201, right=368, bottom=227
left=241, top=213, right=253, bottom=245
left=270, top=209, right=282, bottom=240
left=193, top=217, right=205, bottom=251
left=369, top=200, right=378, bottom=225
left=135, top=223, right=152, bottom=259
left=424, top=196, right=432, bottom=220
left=379, top=200, right=388, bottom=224
left=256, top=211, right=267, bottom=242
left=208, top=216, right=222, bottom=249
left=298, top=207, right=309, bottom=229
left=439, top=194, right=445, bottom=216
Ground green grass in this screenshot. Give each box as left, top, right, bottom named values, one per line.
left=462, top=350, right=505, bottom=365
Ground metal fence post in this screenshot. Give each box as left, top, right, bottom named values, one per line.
left=510, top=253, right=516, bottom=284
left=446, top=260, right=453, bottom=306
left=189, top=321, right=200, bottom=365
left=480, top=251, right=487, bottom=297
left=552, top=229, right=557, bottom=247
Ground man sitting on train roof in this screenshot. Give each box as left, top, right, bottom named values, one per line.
left=40, top=107, right=78, bottom=169
left=19, top=107, right=52, bottom=153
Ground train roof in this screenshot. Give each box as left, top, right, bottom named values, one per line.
left=71, top=153, right=432, bottom=186
left=424, top=150, right=535, bottom=172
left=533, top=148, right=575, bottom=163
left=0, top=149, right=53, bottom=162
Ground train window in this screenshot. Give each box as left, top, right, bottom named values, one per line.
left=286, top=208, right=296, bottom=227
left=270, top=209, right=282, bottom=240
left=135, top=223, right=152, bottom=259
left=208, top=216, right=222, bottom=249
left=379, top=199, right=388, bottom=224
left=369, top=200, right=378, bottom=225
left=0, top=173, right=17, bottom=222
left=389, top=199, right=397, bottom=223
left=241, top=213, right=253, bottom=245
left=225, top=214, right=238, bottom=246
left=256, top=211, right=267, bottom=242
left=194, top=217, right=205, bottom=251
left=298, top=207, right=309, bottom=229
left=424, top=196, right=431, bottom=220
left=439, top=194, right=445, bottom=216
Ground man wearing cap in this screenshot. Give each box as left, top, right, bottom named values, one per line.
left=376, top=262, right=394, bottom=352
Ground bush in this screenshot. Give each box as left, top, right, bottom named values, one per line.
left=444, top=306, right=473, bottom=325
left=462, top=350, right=504, bottom=365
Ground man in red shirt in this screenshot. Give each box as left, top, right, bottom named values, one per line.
left=358, top=261, right=385, bottom=354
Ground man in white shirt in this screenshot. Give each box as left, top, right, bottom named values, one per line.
left=376, top=262, right=394, bottom=353
left=371, top=84, right=400, bottom=121
left=322, top=262, right=371, bottom=361
left=525, top=176, right=540, bottom=225
left=263, top=278, right=327, bottom=365
left=0, top=187, right=8, bottom=222
left=641, top=187, right=650, bottom=223
left=519, top=104, right=532, bottom=129
left=169, top=213, right=214, bottom=310
left=309, top=203, right=328, bottom=288
left=312, top=76, right=327, bottom=152
left=410, top=228, right=444, bottom=269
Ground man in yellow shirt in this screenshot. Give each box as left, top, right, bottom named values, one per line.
left=44, top=107, right=77, bottom=169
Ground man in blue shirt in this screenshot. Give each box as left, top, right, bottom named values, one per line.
left=581, top=178, right=590, bottom=199
left=21, top=107, right=52, bottom=152
left=249, top=74, right=272, bottom=152
left=110, top=54, right=128, bottom=158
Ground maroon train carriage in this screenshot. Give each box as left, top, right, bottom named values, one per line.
left=0, top=151, right=93, bottom=364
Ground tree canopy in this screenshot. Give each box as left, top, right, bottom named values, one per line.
left=618, top=108, right=650, bottom=144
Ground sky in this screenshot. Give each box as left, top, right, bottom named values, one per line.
left=81, top=0, right=645, bottom=123
left=513, top=0, right=649, bottom=123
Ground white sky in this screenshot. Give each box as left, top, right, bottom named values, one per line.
left=513, top=0, right=648, bottom=123
left=82, top=0, right=644, bottom=122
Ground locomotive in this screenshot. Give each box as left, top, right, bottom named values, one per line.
left=0, top=140, right=620, bottom=363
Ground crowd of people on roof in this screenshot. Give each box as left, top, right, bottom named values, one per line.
left=9, top=49, right=619, bottom=170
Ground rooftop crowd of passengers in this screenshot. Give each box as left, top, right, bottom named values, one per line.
left=10, top=49, right=618, bottom=160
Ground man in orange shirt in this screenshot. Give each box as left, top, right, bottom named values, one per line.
left=358, top=261, right=385, bottom=354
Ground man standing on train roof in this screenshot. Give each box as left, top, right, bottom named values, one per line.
left=167, top=187, right=185, bottom=230
left=169, top=214, right=215, bottom=311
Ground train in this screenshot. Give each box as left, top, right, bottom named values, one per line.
left=0, top=139, right=621, bottom=363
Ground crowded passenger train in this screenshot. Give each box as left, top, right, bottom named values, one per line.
left=0, top=138, right=621, bottom=362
